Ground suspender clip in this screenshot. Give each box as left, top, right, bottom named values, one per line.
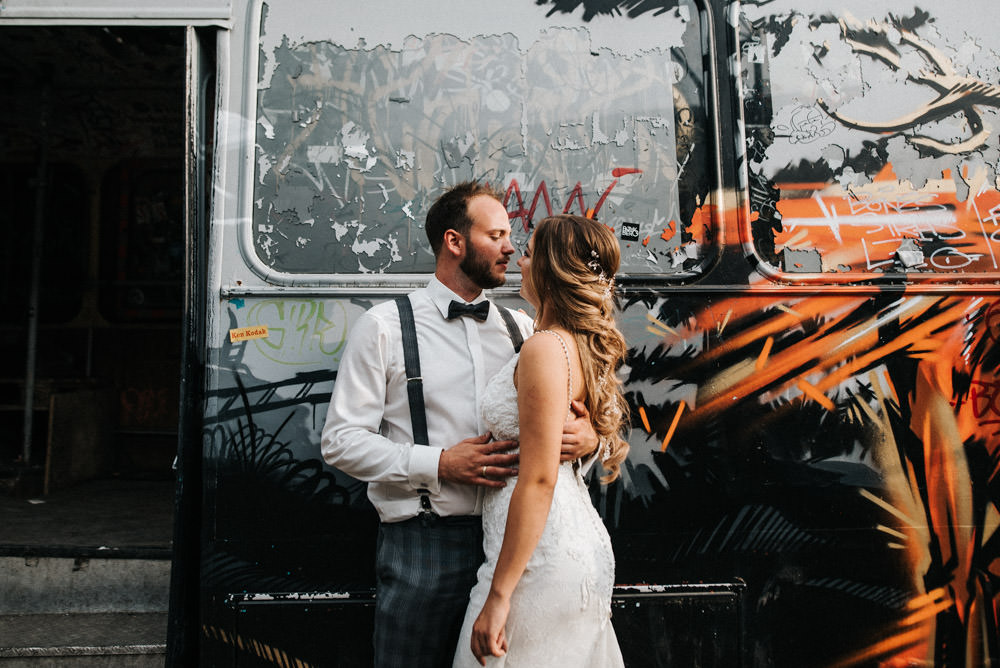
left=417, top=491, right=436, bottom=525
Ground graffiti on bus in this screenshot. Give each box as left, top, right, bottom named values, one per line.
left=200, top=2, right=1000, bottom=665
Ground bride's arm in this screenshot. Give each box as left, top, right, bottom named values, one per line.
left=470, top=333, right=567, bottom=664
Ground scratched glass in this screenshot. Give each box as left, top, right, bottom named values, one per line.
left=251, top=2, right=713, bottom=278
left=740, top=2, right=1000, bottom=281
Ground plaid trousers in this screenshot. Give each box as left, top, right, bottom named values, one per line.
left=374, top=515, right=484, bottom=668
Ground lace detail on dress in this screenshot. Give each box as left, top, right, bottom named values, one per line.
left=480, top=355, right=521, bottom=442
left=453, top=347, right=623, bottom=667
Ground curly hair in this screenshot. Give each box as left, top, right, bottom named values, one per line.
left=525, top=214, right=630, bottom=483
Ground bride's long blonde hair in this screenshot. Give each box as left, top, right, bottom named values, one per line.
left=525, top=214, right=630, bottom=482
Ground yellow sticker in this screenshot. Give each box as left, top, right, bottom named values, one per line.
left=229, top=325, right=269, bottom=342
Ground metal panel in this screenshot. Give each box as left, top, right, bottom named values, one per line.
left=165, top=23, right=214, bottom=668
left=217, top=584, right=744, bottom=668
left=0, top=0, right=230, bottom=24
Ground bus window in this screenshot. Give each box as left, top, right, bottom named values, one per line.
left=249, top=0, right=717, bottom=280
left=740, top=7, right=1000, bottom=282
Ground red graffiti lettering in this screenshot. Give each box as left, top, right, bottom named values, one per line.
left=505, top=181, right=553, bottom=232
left=969, top=379, right=1000, bottom=424
left=502, top=168, right=643, bottom=230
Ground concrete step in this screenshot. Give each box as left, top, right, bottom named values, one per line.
left=0, top=479, right=173, bottom=665
left=0, top=612, right=166, bottom=667
left=0, top=555, right=170, bottom=616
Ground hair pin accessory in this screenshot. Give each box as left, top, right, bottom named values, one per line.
left=586, top=250, right=614, bottom=300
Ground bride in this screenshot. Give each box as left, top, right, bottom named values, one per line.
left=452, top=214, right=629, bottom=667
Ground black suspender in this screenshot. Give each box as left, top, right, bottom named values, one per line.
left=498, top=306, right=524, bottom=354
left=395, top=296, right=434, bottom=517
left=394, top=295, right=523, bottom=516
left=395, top=296, right=429, bottom=447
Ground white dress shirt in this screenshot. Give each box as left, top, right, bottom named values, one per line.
left=321, top=277, right=534, bottom=523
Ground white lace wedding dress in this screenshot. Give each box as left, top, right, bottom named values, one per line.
left=452, top=350, right=624, bottom=667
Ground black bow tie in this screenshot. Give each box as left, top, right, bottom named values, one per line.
left=447, top=300, right=490, bottom=322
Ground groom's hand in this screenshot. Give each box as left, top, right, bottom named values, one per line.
left=438, top=433, right=519, bottom=488
left=560, top=400, right=599, bottom=462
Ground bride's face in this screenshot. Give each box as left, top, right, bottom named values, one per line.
left=517, top=237, right=539, bottom=308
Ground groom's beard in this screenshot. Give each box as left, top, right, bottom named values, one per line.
left=461, top=246, right=507, bottom=290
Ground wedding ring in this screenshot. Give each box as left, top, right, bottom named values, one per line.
left=482, top=465, right=488, bottom=478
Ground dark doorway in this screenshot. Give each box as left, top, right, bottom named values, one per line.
left=0, top=26, right=185, bottom=549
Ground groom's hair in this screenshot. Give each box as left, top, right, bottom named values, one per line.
left=425, top=181, right=503, bottom=256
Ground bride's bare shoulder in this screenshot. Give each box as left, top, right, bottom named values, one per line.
left=516, top=330, right=572, bottom=380
left=521, top=329, right=569, bottom=358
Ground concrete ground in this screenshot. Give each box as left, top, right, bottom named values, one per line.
left=0, top=478, right=174, bottom=554
left=0, top=612, right=168, bottom=657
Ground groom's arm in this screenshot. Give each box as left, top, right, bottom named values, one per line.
left=559, top=400, right=599, bottom=462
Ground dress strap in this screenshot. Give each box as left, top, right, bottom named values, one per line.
left=535, top=329, right=572, bottom=410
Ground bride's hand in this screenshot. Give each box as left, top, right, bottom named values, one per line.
left=470, top=594, right=510, bottom=665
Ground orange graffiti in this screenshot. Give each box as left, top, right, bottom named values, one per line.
left=660, top=221, right=676, bottom=242
left=753, top=163, right=1000, bottom=281
left=660, top=402, right=686, bottom=452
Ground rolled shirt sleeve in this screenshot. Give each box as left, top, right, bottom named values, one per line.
left=321, top=309, right=444, bottom=494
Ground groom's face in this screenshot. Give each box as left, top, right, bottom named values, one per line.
left=460, top=195, right=515, bottom=290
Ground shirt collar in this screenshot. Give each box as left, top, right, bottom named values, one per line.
left=427, top=276, right=488, bottom=320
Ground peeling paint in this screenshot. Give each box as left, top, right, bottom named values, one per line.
left=781, top=247, right=822, bottom=272
left=894, top=238, right=925, bottom=268
left=742, top=1, right=1000, bottom=279
left=252, top=19, right=704, bottom=275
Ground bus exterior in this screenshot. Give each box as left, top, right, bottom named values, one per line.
left=192, top=1, right=1000, bottom=665
left=8, top=0, right=999, bottom=665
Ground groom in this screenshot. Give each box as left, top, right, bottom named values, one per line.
left=321, top=181, right=597, bottom=668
